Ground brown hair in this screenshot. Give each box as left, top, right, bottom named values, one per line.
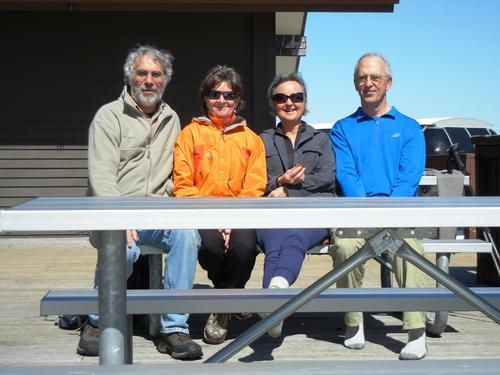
left=199, top=65, right=245, bottom=114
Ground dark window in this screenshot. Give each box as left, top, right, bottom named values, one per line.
left=424, top=128, right=451, bottom=155
left=468, top=128, right=489, bottom=136
left=445, top=127, right=473, bottom=153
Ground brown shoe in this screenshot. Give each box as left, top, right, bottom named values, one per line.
left=203, top=313, right=230, bottom=344
left=76, top=323, right=99, bottom=356
left=157, top=332, right=202, bottom=360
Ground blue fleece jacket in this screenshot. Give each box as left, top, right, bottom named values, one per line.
left=330, top=107, right=425, bottom=197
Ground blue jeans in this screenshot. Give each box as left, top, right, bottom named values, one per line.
left=89, top=229, right=200, bottom=334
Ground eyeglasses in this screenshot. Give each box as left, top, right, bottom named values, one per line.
left=355, top=74, right=387, bottom=86
left=271, top=92, right=305, bottom=104
left=207, top=89, right=240, bottom=100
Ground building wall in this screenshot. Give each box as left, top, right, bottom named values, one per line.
left=0, top=11, right=275, bottom=209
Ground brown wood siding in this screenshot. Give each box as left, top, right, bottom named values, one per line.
left=0, top=11, right=267, bottom=211
left=0, top=146, right=88, bottom=209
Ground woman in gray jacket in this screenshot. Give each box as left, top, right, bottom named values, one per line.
left=258, top=72, right=336, bottom=336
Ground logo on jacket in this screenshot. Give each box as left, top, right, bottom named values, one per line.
left=391, top=133, right=401, bottom=138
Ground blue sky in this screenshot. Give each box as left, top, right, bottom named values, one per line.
left=299, top=0, right=500, bottom=131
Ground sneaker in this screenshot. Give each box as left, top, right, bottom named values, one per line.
left=77, top=323, right=99, bottom=356
left=259, top=313, right=284, bottom=338
left=157, top=332, right=203, bottom=360
left=203, top=313, right=230, bottom=344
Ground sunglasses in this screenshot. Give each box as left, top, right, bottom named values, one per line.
left=271, top=92, right=305, bottom=104
left=207, top=89, right=240, bottom=100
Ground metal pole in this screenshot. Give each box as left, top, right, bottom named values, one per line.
left=148, top=253, right=163, bottom=338
left=377, top=253, right=393, bottom=288
left=396, top=241, right=500, bottom=324
left=205, top=242, right=378, bottom=363
left=426, top=253, right=450, bottom=336
left=98, top=230, right=127, bottom=365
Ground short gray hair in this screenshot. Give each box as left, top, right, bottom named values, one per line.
left=267, top=71, right=308, bottom=115
left=353, top=52, right=392, bottom=80
left=123, top=45, right=174, bottom=86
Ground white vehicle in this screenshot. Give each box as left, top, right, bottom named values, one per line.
left=311, top=117, right=496, bottom=155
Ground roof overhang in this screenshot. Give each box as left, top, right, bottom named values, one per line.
left=276, top=12, right=307, bottom=74
left=0, top=1, right=399, bottom=12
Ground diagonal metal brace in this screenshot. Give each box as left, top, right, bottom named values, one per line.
left=394, top=240, right=500, bottom=324
left=206, top=229, right=395, bottom=363
left=366, top=229, right=405, bottom=256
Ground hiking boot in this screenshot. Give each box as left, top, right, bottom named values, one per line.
left=77, top=323, right=99, bottom=356
left=232, top=312, right=254, bottom=320
left=157, top=332, right=202, bottom=360
left=203, top=313, right=230, bottom=344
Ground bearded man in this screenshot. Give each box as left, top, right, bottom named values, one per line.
left=81, top=45, right=202, bottom=361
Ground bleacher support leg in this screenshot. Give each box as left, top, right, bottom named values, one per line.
left=98, top=230, right=127, bottom=365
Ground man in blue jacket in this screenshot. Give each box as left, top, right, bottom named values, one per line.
left=330, top=53, right=427, bottom=360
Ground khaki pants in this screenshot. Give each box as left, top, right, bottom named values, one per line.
left=331, top=237, right=426, bottom=330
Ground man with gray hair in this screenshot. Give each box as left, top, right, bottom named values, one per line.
left=330, top=52, right=427, bottom=360
left=81, top=45, right=202, bottom=360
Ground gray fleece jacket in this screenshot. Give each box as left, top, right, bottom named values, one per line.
left=87, top=86, right=180, bottom=198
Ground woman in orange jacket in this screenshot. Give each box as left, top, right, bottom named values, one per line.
left=174, top=65, right=266, bottom=345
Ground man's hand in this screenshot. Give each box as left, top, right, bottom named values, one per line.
left=268, top=186, right=288, bottom=198
left=127, top=229, right=139, bottom=248
left=277, top=164, right=305, bottom=186
left=219, top=228, right=232, bottom=251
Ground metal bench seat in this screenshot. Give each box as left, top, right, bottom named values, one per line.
left=41, top=287, right=500, bottom=316
left=306, top=239, right=493, bottom=254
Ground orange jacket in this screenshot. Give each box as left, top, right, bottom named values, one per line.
left=174, top=116, right=267, bottom=197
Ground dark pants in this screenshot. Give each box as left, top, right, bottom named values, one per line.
left=257, top=228, right=328, bottom=288
left=198, top=229, right=258, bottom=289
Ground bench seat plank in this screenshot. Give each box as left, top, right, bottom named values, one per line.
left=41, top=287, right=500, bottom=316
left=421, top=239, right=492, bottom=253
left=305, top=239, right=492, bottom=255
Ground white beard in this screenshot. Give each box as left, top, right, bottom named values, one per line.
left=130, top=83, right=165, bottom=109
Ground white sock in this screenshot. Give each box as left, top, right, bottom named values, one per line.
left=344, top=322, right=365, bottom=349
left=399, top=329, right=426, bottom=360
left=269, top=276, right=289, bottom=289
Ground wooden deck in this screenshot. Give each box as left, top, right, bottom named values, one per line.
left=0, top=236, right=499, bottom=368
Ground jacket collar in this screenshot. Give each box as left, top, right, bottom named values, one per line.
left=270, top=122, right=315, bottom=171
left=273, top=121, right=315, bottom=147
left=354, top=106, right=398, bottom=122
left=193, top=115, right=247, bottom=133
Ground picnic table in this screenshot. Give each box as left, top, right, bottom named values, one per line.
left=1, top=195, right=500, bottom=364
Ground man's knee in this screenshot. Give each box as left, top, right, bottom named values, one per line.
left=168, top=229, right=201, bottom=250
left=332, top=238, right=363, bottom=263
